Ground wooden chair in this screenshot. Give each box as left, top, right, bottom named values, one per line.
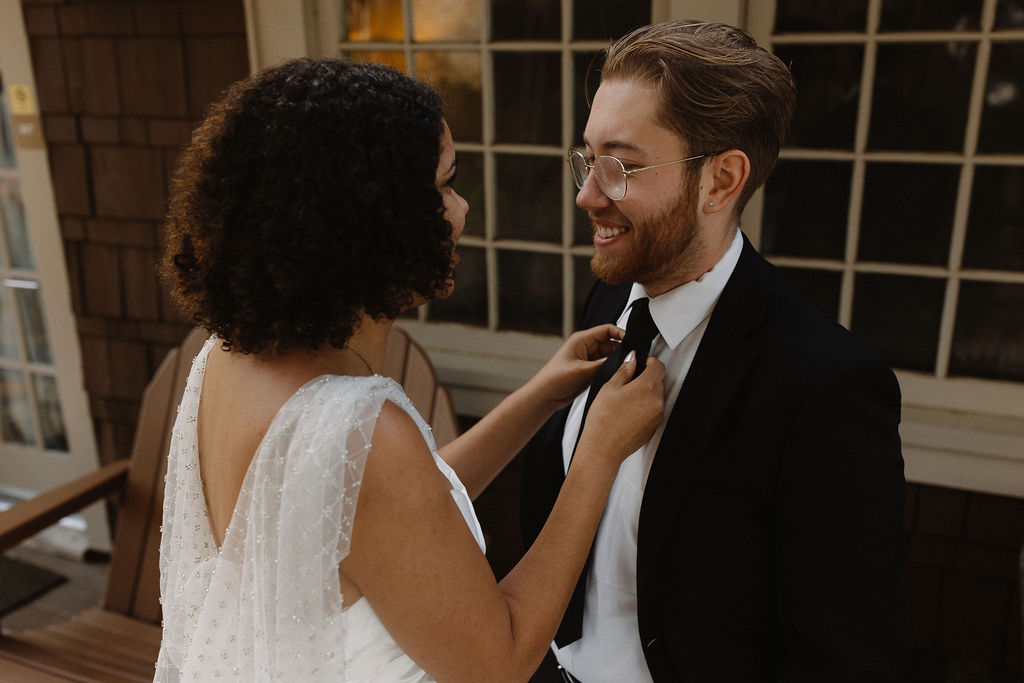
left=0, top=326, right=458, bottom=681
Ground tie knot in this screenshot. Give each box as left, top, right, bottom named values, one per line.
left=624, top=298, right=659, bottom=344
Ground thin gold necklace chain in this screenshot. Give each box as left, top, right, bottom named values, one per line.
left=346, top=344, right=375, bottom=375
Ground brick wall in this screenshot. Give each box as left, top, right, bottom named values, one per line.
left=21, top=0, right=249, bottom=466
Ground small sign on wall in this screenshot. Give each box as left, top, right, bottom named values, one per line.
left=9, top=83, right=43, bottom=149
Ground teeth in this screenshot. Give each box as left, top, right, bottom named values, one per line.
left=596, top=225, right=627, bottom=238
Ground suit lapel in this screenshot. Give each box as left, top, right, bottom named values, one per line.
left=636, top=236, right=771, bottom=592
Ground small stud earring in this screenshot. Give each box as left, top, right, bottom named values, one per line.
left=707, top=200, right=715, bottom=207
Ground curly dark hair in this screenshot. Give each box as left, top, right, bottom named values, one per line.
left=162, top=58, right=452, bottom=354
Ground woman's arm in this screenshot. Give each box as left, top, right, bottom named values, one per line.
left=341, top=354, right=663, bottom=683
left=440, top=324, right=623, bottom=499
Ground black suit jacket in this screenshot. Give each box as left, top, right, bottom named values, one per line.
left=521, top=235, right=905, bottom=682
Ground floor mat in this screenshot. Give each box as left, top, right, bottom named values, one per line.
left=0, top=554, right=66, bottom=617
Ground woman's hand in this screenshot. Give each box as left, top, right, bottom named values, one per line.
left=529, top=324, right=625, bottom=411
left=576, top=353, right=665, bottom=466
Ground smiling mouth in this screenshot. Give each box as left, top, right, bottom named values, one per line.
left=595, top=223, right=630, bottom=239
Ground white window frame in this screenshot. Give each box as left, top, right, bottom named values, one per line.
left=244, top=0, right=1024, bottom=497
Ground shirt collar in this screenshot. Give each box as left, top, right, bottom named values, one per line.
left=625, top=229, right=743, bottom=350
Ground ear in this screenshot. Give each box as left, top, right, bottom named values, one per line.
left=702, top=150, right=750, bottom=215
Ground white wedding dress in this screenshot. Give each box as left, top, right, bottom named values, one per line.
left=154, top=336, right=486, bottom=682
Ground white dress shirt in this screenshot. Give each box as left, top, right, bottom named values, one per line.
left=553, top=230, right=743, bottom=682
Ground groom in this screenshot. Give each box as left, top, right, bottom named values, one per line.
left=521, top=20, right=905, bottom=682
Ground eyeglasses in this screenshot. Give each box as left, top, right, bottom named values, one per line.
left=567, top=148, right=720, bottom=201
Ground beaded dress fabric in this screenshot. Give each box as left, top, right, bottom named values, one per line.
left=155, top=336, right=485, bottom=681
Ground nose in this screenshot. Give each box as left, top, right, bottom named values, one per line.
left=576, top=171, right=613, bottom=211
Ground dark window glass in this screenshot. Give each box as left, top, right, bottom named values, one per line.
left=879, top=0, right=982, bottom=31
left=412, top=0, right=480, bottom=41
left=775, top=45, right=863, bottom=149
left=869, top=43, right=975, bottom=152
left=573, top=51, right=603, bottom=145
left=456, top=152, right=484, bottom=238
left=851, top=273, right=945, bottom=372
left=495, top=154, right=561, bottom=242
left=574, top=206, right=591, bottom=246
left=977, top=43, right=1024, bottom=154
left=774, top=0, right=867, bottom=32
left=761, top=160, right=851, bottom=260
left=574, top=255, right=598, bottom=325
left=429, top=245, right=487, bottom=326
left=493, top=52, right=561, bottom=145
left=950, top=281, right=1024, bottom=381
left=995, top=0, right=1024, bottom=28
left=0, top=367, right=35, bottom=447
left=416, top=51, right=482, bottom=142
left=33, top=374, right=68, bottom=451
left=963, top=165, right=1024, bottom=271
left=490, top=0, right=559, bottom=40
left=344, top=0, right=404, bottom=41
left=858, top=162, right=958, bottom=266
left=778, top=267, right=842, bottom=320
left=573, top=2, right=650, bottom=41
left=498, top=250, right=561, bottom=334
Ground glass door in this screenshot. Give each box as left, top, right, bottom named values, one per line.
left=0, top=0, right=108, bottom=552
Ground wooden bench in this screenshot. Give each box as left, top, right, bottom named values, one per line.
left=0, top=327, right=458, bottom=681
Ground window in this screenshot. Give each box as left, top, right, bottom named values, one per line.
left=747, top=0, right=1024, bottom=419
left=746, top=0, right=1024, bottom=495
left=336, top=0, right=653, bottom=338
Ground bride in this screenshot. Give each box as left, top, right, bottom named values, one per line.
left=155, top=58, right=664, bottom=682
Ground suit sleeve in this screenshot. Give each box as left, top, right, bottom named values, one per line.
left=774, top=353, right=905, bottom=682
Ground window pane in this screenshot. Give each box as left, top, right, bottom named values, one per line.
left=574, top=206, right=591, bottom=246
left=498, top=250, right=561, bottom=334
left=0, top=288, right=18, bottom=360
left=1, top=178, right=34, bottom=269
left=490, top=0, right=559, bottom=40
left=950, top=281, right=1024, bottom=381
left=879, top=0, right=982, bottom=31
left=775, top=45, right=863, bottom=149
left=572, top=2, right=650, bottom=41
left=14, top=283, right=51, bottom=364
left=851, top=273, right=945, bottom=372
left=774, top=0, right=867, bottom=32
left=573, top=51, right=603, bottom=145
left=413, top=0, right=480, bottom=41
left=493, top=52, right=561, bottom=145
left=977, top=43, right=1024, bottom=154
left=417, top=51, right=482, bottom=142
left=33, top=373, right=68, bottom=452
left=343, top=50, right=406, bottom=71
left=574, top=255, right=597, bottom=325
left=0, top=80, right=15, bottom=170
left=963, top=165, right=1024, bottom=271
left=869, top=43, right=975, bottom=152
left=858, top=162, right=958, bottom=266
left=456, top=151, right=484, bottom=237
left=761, top=160, right=851, bottom=259
left=0, top=368, right=35, bottom=447
left=495, top=154, right=561, bottom=242
left=344, top=0, right=404, bottom=41
left=429, top=245, right=487, bottom=326
left=778, top=267, right=842, bottom=319
left=995, top=0, right=1024, bottom=28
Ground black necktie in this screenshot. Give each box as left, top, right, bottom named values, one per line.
left=556, top=297, right=659, bottom=647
